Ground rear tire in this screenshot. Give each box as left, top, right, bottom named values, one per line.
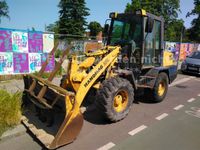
left=95, top=77, right=134, bottom=122
left=145, top=72, right=169, bottom=102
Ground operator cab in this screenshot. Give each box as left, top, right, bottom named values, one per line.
left=104, top=9, right=164, bottom=74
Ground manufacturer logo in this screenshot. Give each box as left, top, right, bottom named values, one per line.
left=84, top=65, right=103, bottom=87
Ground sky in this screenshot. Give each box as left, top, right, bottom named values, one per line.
left=0, top=0, right=197, bottom=32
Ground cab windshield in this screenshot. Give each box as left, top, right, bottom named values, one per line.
left=110, top=15, right=143, bottom=47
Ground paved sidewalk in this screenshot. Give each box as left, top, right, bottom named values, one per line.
left=0, top=80, right=24, bottom=93
left=0, top=77, right=61, bottom=93
left=0, top=124, right=26, bottom=143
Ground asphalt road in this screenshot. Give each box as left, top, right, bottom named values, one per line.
left=0, top=73, right=200, bottom=150
left=112, top=98, right=200, bottom=150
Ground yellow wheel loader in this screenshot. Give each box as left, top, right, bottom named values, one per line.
left=22, top=9, right=177, bottom=149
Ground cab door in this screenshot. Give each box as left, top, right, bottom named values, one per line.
left=143, top=18, right=161, bottom=67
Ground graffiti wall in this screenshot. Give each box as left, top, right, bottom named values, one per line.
left=163, top=42, right=200, bottom=67
left=0, top=28, right=54, bottom=75
left=57, top=40, right=103, bottom=54
left=163, top=42, right=178, bottom=66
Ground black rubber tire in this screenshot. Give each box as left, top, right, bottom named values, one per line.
left=84, top=88, right=97, bottom=105
left=95, top=77, right=134, bottom=122
left=145, top=72, right=169, bottom=102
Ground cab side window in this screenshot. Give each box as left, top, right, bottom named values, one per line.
left=144, top=19, right=161, bottom=66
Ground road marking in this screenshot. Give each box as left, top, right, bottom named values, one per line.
left=185, top=107, right=200, bottom=119
left=128, top=125, right=147, bottom=136
left=187, top=98, right=196, bottom=103
left=97, top=142, right=115, bottom=150
left=156, top=113, right=169, bottom=120
left=169, top=77, right=195, bottom=87
left=174, top=105, right=184, bottom=110
left=198, top=94, right=200, bottom=97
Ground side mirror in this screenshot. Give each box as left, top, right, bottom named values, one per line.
left=145, top=17, right=154, bottom=33
left=103, top=24, right=109, bottom=36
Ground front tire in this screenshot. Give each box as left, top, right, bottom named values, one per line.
left=95, top=77, right=134, bottom=122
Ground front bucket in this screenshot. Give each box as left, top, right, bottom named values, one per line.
left=22, top=75, right=83, bottom=149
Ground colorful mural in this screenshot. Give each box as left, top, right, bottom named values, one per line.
left=163, top=42, right=178, bottom=66
left=13, top=53, right=29, bottom=73
left=41, top=53, right=55, bottom=72
left=0, top=30, right=12, bottom=52
left=0, top=52, right=13, bottom=74
left=12, top=31, right=29, bottom=53
left=43, top=34, right=54, bottom=53
left=175, top=43, right=180, bottom=60
left=0, top=28, right=54, bottom=75
left=71, top=41, right=85, bottom=52
left=28, top=32, right=43, bottom=53
left=29, top=53, right=42, bottom=73
left=163, top=42, right=200, bottom=67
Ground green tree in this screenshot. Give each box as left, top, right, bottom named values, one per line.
left=88, top=21, right=102, bottom=38
left=125, top=0, right=182, bottom=41
left=182, top=29, right=191, bottom=42
left=186, top=0, right=200, bottom=42
left=125, top=0, right=142, bottom=13
left=0, top=0, right=9, bottom=22
left=58, top=0, right=90, bottom=39
left=165, top=19, right=185, bottom=42
left=46, top=21, right=59, bottom=33
left=125, top=0, right=180, bottom=24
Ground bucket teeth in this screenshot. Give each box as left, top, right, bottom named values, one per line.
left=28, top=124, right=34, bottom=128
left=35, top=129, right=46, bottom=137
left=21, top=116, right=27, bottom=122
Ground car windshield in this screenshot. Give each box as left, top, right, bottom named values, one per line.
left=110, top=16, right=142, bottom=46
left=188, top=51, right=200, bottom=59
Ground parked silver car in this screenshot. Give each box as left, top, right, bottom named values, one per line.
left=181, top=51, right=200, bottom=74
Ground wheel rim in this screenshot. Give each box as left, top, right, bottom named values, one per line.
left=158, top=82, right=165, bottom=96
left=113, top=90, right=129, bottom=113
